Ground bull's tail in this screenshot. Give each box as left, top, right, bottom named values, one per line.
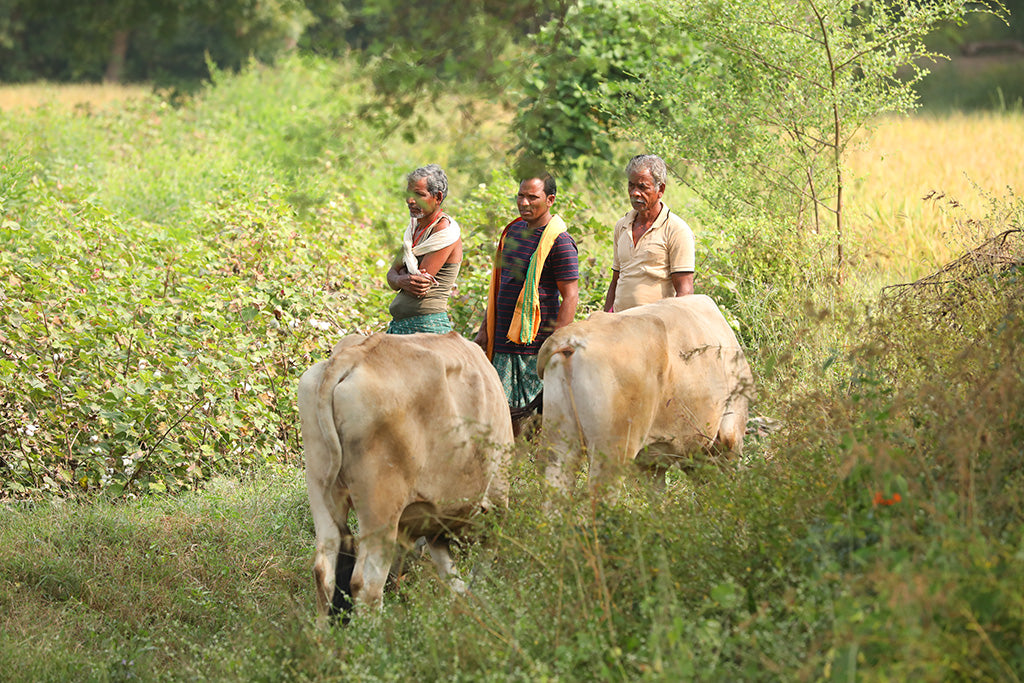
left=539, top=336, right=589, bottom=455
left=315, top=334, right=381, bottom=473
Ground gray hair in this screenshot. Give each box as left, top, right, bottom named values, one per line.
left=407, top=164, right=449, bottom=201
left=625, top=154, right=668, bottom=187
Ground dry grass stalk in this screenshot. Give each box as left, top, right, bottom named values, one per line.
left=881, top=227, right=1023, bottom=325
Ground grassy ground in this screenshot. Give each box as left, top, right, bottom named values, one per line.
left=1, top=58, right=1023, bottom=680
left=0, top=469, right=314, bottom=681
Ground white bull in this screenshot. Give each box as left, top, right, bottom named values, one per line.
left=537, top=295, right=754, bottom=493
left=297, top=332, right=513, bottom=620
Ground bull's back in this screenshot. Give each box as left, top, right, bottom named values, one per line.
left=620, top=295, right=739, bottom=349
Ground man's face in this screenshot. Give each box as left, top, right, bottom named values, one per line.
left=517, top=178, right=554, bottom=227
left=628, top=168, right=665, bottom=214
left=407, top=178, right=441, bottom=219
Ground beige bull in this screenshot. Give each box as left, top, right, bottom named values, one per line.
left=537, top=295, right=753, bottom=493
left=297, top=332, right=513, bottom=621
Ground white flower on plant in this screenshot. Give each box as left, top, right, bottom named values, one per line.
left=153, top=370, right=163, bottom=379
left=242, top=381, right=253, bottom=392
left=375, top=259, right=386, bottom=268
left=89, top=434, right=99, bottom=443
left=20, top=423, right=39, bottom=437
left=309, top=318, right=331, bottom=331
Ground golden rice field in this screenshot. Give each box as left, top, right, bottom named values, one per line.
left=845, top=112, right=1024, bottom=282
left=0, top=82, right=151, bottom=111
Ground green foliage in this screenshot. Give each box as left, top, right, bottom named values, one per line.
left=336, top=0, right=573, bottom=142
left=915, top=59, right=1024, bottom=112
left=3, top=54, right=1024, bottom=680
left=797, top=276, right=1024, bottom=680
left=0, top=470, right=313, bottom=681
left=0, top=0, right=314, bottom=84
left=0, top=56, right=615, bottom=498
left=0, top=180, right=329, bottom=496
left=511, top=0, right=700, bottom=175
left=0, top=57, right=454, bottom=497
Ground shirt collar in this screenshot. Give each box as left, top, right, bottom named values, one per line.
left=626, top=202, right=669, bottom=231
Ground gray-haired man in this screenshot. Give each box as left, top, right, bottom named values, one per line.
left=603, top=154, right=695, bottom=312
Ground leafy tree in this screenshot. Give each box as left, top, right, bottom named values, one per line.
left=0, top=0, right=312, bottom=83
left=335, top=0, right=575, bottom=138
left=615, top=0, right=1003, bottom=285
left=296, top=0, right=351, bottom=55
left=511, top=0, right=700, bottom=175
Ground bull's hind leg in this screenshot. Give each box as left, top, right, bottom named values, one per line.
left=714, top=356, right=752, bottom=458
left=306, top=475, right=353, bottom=623
left=586, top=428, right=646, bottom=502
left=540, top=369, right=588, bottom=496
left=350, top=524, right=399, bottom=610
left=714, top=394, right=750, bottom=458
left=349, top=485, right=406, bottom=610
left=424, top=535, right=467, bottom=594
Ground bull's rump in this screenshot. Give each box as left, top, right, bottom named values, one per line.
left=315, top=332, right=512, bottom=523
left=539, top=312, right=668, bottom=455
left=538, top=296, right=752, bottom=457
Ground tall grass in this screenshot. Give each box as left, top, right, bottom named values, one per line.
left=1, top=56, right=1023, bottom=680
left=0, top=82, right=151, bottom=112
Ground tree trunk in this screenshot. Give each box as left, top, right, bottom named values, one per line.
left=104, top=30, right=130, bottom=83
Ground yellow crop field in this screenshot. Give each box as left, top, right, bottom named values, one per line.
left=845, top=112, right=1024, bottom=282
left=0, top=82, right=150, bottom=111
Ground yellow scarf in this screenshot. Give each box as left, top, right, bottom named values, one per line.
left=485, top=215, right=568, bottom=360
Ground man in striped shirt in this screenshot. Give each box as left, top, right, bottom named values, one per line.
left=474, top=175, right=579, bottom=427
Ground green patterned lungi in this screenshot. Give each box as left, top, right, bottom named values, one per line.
left=491, top=352, right=542, bottom=409
left=386, top=312, right=454, bottom=335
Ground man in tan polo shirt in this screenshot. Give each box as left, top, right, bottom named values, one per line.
left=603, top=154, right=695, bottom=312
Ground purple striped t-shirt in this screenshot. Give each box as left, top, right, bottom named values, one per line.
left=493, top=218, right=579, bottom=356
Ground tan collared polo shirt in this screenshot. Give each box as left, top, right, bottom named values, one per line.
left=611, top=203, right=695, bottom=311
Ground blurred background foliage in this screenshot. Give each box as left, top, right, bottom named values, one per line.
left=1, top=0, right=1023, bottom=112
left=0, top=0, right=1020, bottom=501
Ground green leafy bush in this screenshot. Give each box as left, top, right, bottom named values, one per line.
left=512, top=0, right=700, bottom=175
left=0, top=56, right=618, bottom=498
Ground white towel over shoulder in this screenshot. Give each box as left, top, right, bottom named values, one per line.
left=402, top=215, right=461, bottom=275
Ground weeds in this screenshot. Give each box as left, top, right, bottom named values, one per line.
left=1, top=56, right=1023, bottom=680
